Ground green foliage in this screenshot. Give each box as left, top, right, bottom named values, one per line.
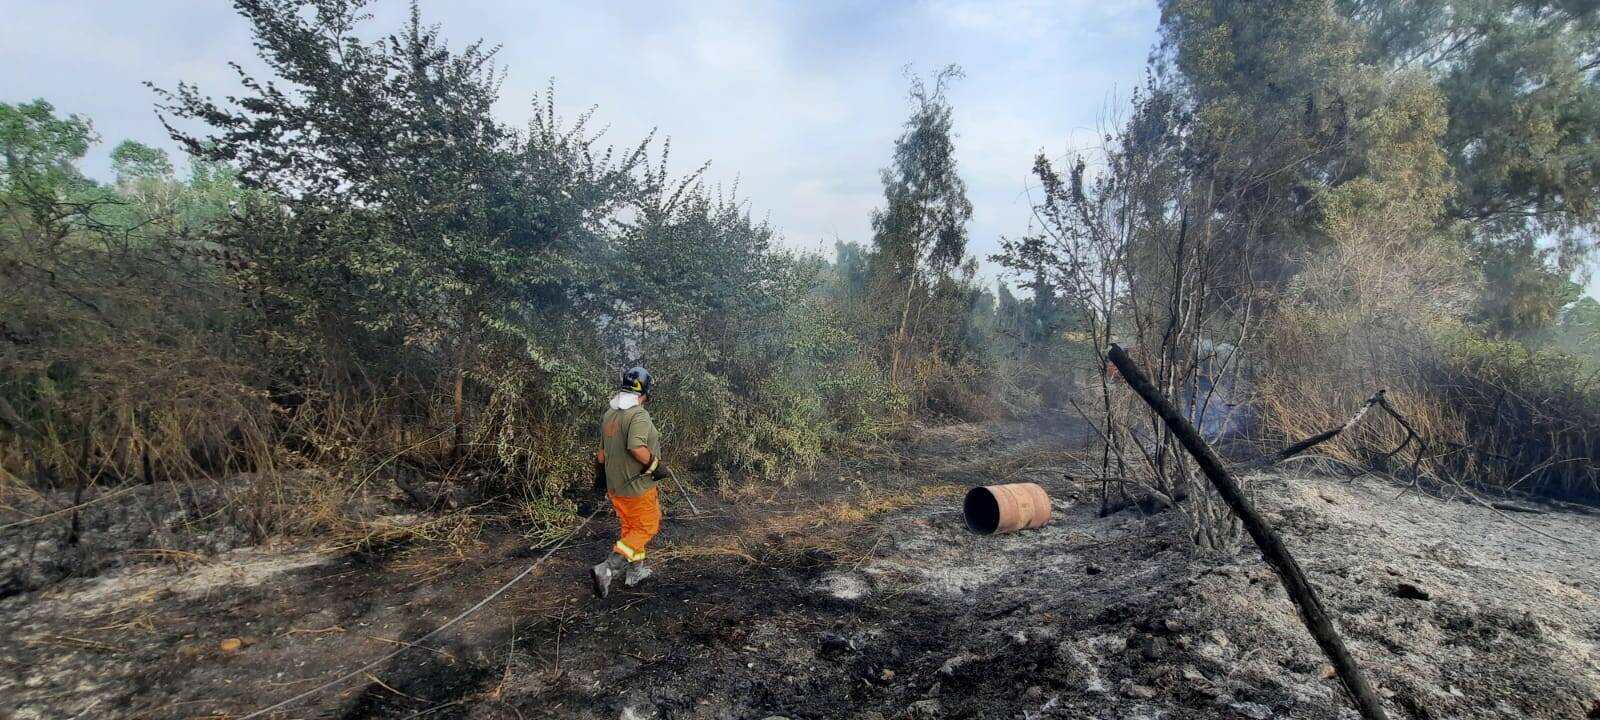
left=1347, top=0, right=1600, bottom=235
left=0, top=100, right=98, bottom=235
left=617, top=184, right=840, bottom=481
left=1, top=100, right=93, bottom=190
left=1158, top=0, right=1592, bottom=343
left=841, top=65, right=1010, bottom=417
left=1553, top=296, right=1600, bottom=358
left=1472, top=235, right=1584, bottom=336
left=1340, top=0, right=1600, bottom=333
left=110, top=141, right=173, bottom=184
left=23, top=0, right=899, bottom=499
left=870, top=66, right=973, bottom=283
left=1161, top=0, right=1370, bottom=278
left=1155, top=0, right=1599, bottom=504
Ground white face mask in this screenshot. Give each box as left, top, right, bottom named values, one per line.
left=610, top=391, right=641, bottom=410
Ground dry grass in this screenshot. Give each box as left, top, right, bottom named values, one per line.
left=1256, top=379, right=1466, bottom=472
left=319, top=510, right=485, bottom=556
left=509, top=496, right=581, bottom=549
left=89, top=612, right=158, bottom=634
left=654, top=539, right=758, bottom=564
left=25, top=634, right=128, bottom=654
left=658, top=482, right=966, bottom=568
left=813, top=483, right=965, bottom=524
left=124, top=548, right=208, bottom=568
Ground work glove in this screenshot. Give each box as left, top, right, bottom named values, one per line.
left=643, top=457, right=672, bottom=482
left=591, top=460, right=607, bottom=496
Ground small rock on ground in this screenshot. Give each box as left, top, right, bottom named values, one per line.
left=1120, top=678, right=1158, bottom=699
left=1229, top=701, right=1273, bottom=719
left=1395, top=581, right=1432, bottom=601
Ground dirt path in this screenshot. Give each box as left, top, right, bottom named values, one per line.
left=4, top=417, right=1599, bottom=719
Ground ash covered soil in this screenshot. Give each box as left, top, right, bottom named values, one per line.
left=4, top=418, right=1600, bottom=719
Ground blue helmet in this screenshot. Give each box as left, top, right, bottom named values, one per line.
left=621, top=366, right=653, bottom=395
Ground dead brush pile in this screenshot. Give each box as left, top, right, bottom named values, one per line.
left=0, top=470, right=336, bottom=596
left=1254, top=334, right=1600, bottom=509
left=0, top=466, right=600, bottom=601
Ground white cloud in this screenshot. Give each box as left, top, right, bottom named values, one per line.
left=928, top=0, right=1066, bottom=39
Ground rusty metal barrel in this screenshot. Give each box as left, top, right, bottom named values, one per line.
left=963, top=482, right=1052, bottom=535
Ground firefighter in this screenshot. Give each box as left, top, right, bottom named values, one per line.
left=590, top=366, right=668, bottom=598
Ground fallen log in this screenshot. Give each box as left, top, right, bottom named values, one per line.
left=1108, top=343, right=1390, bottom=720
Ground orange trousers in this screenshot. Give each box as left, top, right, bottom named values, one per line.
left=608, top=487, right=660, bottom=562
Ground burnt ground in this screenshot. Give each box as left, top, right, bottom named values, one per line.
left=3, top=417, right=1599, bottom=720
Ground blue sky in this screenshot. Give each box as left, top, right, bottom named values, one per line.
left=0, top=1, right=1157, bottom=284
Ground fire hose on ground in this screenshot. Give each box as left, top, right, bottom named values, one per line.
left=236, top=504, right=605, bottom=720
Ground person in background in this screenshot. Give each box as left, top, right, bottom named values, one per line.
left=590, top=366, right=669, bottom=598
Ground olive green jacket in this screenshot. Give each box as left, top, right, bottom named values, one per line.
left=601, top=403, right=660, bottom=497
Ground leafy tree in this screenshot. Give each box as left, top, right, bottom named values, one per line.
left=819, top=240, right=872, bottom=301
left=133, top=0, right=887, bottom=494
left=2, top=98, right=267, bottom=490
left=1554, top=295, right=1600, bottom=358
left=868, top=66, right=974, bottom=386
left=0, top=100, right=99, bottom=238
left=1472, top=234, right=1583, bottom=335
left=1159, top=0, right=1369, bottom=282
left=1345, top=0, right=1600, bottom=235
left=1342, top=0, right=1600, bottom=333
left=106, top=141, right=179, bottom=222
left=110, top=141, right=173, bottom=184
left=155, top=0, right=650, bottom=462
left=616, top=181, right=830, bottom=480
left=1148, top=0, right=1600, bottom=509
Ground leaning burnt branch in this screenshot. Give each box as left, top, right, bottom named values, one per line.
left=1237, top=391, right=1386, bottom=472
left=1108, top=344, right=1391, bottom=720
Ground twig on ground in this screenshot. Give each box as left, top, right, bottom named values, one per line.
left=284, top=625, right=347, bottom=637
left=851, top=531, right=886, bottom=571
left=1419, top=471, right=1577, bottom=546
left=363, top=634, right=458, bottom=663
left=0, top=483, right=145, bottom=530
left=396, top=699, right=464, bottom=720
left=363, top=672, right=423, bottom=702
left=551, top=597, right=570, bottom=678
left=28, top=635, right=125, bottom=653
